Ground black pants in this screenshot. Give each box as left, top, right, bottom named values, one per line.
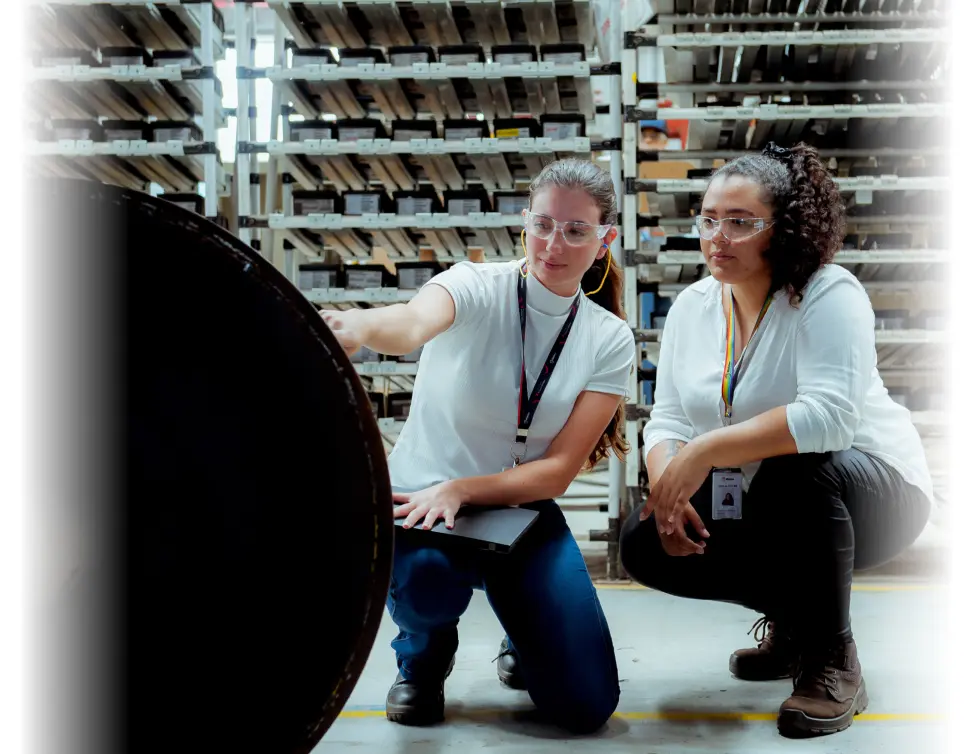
left=619, top=450, right=931, bottom=644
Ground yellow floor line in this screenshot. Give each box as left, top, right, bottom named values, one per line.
left=337, top=709, right=943, bottom=723
left=593, top=582, right=944, bottom=592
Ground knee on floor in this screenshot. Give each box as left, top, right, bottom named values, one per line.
left=542, top=689, right=619, bottom=735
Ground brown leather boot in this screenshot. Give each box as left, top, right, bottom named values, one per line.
left=729, top=616, right=797, bottom=681
left=777, top=638, right=868, bottom=738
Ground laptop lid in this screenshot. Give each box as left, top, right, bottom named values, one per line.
left=393, top=506, right=540, bottom=554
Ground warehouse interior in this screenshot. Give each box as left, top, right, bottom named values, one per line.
left=24, top=0, right=958, bottom=752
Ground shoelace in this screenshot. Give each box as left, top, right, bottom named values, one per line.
left=492, top=644, right=514, bottom=664
left=793, top=648, right=841, bottom=691
left=749, top=616, right=770, bottom=644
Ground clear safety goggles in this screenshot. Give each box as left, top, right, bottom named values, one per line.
left=523, top=209, right=611, bottom=246
left=695, top=215, right=774, bottom=242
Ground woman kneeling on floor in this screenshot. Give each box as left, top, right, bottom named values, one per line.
left=619, top=142, right=933, bottom=738
left=323, top=159, right=635, bottom=733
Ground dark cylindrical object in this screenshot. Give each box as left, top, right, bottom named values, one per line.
left=33, top=179, right=394, bottom=754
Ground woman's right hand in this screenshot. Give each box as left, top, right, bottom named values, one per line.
left=320, top=309, right=367, bottom=357
left=655, top=502, right=707, bottom=557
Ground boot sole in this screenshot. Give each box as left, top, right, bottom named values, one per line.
left=386, top=706, right=444, bottom=726
left=385, top=658, right=455, bottom=726
left=777, top=678, right=869, bottom=738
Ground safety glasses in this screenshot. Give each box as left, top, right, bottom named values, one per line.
left=695, top=215, right=774, bottom=242
left=523, top=209, right=611, bottom=247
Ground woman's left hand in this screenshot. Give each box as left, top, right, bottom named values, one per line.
left=393, top=481, right=465, bottom=530
left=641, top=443, right=712, bottom=537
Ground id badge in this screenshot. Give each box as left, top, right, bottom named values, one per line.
left=712, top=468, right=743, bottom=520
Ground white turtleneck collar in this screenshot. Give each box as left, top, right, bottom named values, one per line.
left=525, top=267, right=581, bottom=316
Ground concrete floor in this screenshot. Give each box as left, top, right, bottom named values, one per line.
left=314, top=526, right=951, bottom=753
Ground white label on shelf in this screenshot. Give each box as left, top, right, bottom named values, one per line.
left=440, top=53, right=481, bottom=65
left=399, top=268, right=435, bottom=289
left=154, top=127, right=195, bottom=142
left=390, top=52, right=431, bottom=65
left=54, top=127, right=95, bottom=139
left=340, top=57, right=377, bottom=67
left=154, top=55, right=194, bottom=68
left=543, top=51, right=583, bottom=64
left=394, top=129, right=433, bottom=141
left=542, top=121, right=580, bottom=139
left=345, top=194, right=382, bottom=215
left=397, top=197, right=435, bottom=214
left=496, top=195, right=529, bottom=214
left=106, top=56, right=144, bottom=66
left=41, top=56, right=83, bottom=66
left=494, top=52, right=535, bottom=64
left=292, top=127, right=333, bottom=140
left=339, top=127, right=378, bottom=142
left=105, top=128, right=144, bottom=141
left=448, top=199, right=483, bottom=215
left=446, top=127, right=485, bottom=140
left=346, top=270, right=384, bottom=289
left=295, top=197, right=337, bottom=214
left=299, top=269, right=337, bottom=289
left=292, top=54, right=329, bottom=67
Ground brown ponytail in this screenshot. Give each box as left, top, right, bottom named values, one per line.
left=582, top=254, right=629, bottom=470
left=529, top=158, right=630, bottom=471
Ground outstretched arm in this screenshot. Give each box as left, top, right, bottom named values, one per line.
left=322, top=283, right=456, bottom=356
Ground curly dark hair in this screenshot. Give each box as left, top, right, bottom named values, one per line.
left=710, top=142, right=846, bottom=305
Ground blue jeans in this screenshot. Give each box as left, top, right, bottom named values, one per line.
left=386, top=499, right=620, bottom=734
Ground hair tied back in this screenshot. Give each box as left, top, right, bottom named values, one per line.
left=762, top=141, right=792, bottom=162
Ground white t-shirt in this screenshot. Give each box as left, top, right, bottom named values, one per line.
left=388, top=260, right=637, bottom=493
left=642, top=264, right=934, bottom=504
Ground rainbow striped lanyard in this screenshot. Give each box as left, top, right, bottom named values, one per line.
left=721, top=290, right=773, bottom=422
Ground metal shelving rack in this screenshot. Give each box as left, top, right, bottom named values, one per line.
left=234, top=0, right=628, bottom=547
left=26, top=0, right=229, bottom=218
left=235, top=0, right=623, bottom=262
left=621, top=0, right=950, bottom=539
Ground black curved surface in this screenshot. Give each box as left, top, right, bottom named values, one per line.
left=37, top=180, right=394, bottom=754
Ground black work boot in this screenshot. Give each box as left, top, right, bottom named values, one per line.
left=778, top=638, right=868, bottom=738
left=386, top=656, right=455, bottom=726
left=729, top=616, right=798, bottom=681
left=494, top=637, right=526, bottom=690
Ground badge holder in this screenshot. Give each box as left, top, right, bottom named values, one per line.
left=712, top=468, right=743, bottom=520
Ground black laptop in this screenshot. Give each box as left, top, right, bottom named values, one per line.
left=393, top=505, right=540, bottom=554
